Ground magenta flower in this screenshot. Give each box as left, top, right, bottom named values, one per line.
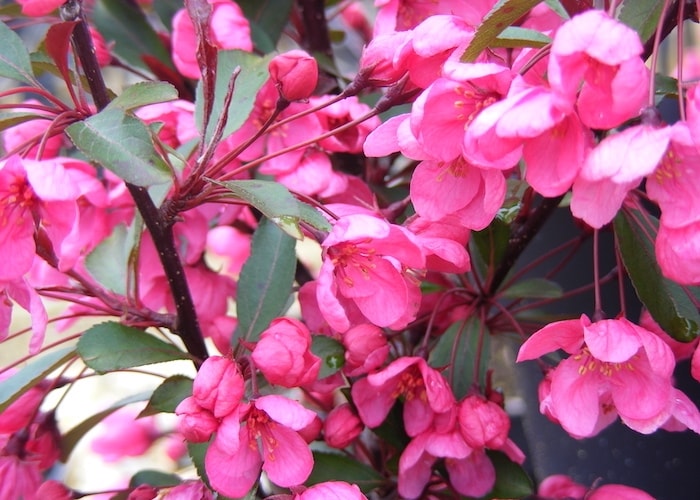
left=317, top=213, right=425, bottom=332
left=323, top=403, right=363, bottom=449
left=204, top=395, right=317, bottom=497
left=269, top=50, right=318, bottom=102
left=351, top=356, right=454, bottom=436
left=517, top=315, right=681, bottom=438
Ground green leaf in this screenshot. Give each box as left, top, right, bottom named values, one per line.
left=85, top=224, right=130, bottom=295
left=462, top=0, right=542, bottom=62
left=0, top=20, right=36, bottom=84
left=238, top=0, right=294, bottom=53
left=77, top=322, right=190, bottom=374
left=307, top=451, right=385, bottom=494
left=654, top=73, right=679, bottom=98
left=139, top=375, right=193, bottom=417
left=501, top=278, right=563, bottom=299
left=107, top=82, right=179, bottom=112
left=472, top=218, right=510, bottom=273
left=209, top=178, right=331, bottom=238
left=236, top=218, right=296, bottom=342
left=60, top=391, right=151, bottom=461
left=493, top=26, right=551, bottom=49
left=153, top=0, right=182, bottom=29
left=0, top=346, right=75, bottom=412
left=66, top=108, right=172, bottom=187
left=481, top=450, right=534, bottom=499
left=310, top=335, right=345, bottom=378
left=543, top=0, right=570, bottom=19
left=130, top=470, right=181, bottom=488
left=0, top=111, right=44, bottom=132
left=93, top=0, right=172, bottom=70
left=429, top=318, right=490, bottom=400
left=614, top=210, right=700, bottom=342
left=617, top=0, right=665, bottom=44
left=195, top=50, right=273, bottom=142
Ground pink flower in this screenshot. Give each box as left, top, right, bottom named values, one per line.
left=311, top=96, right=380, bottom=154
left=91, top=408, right=159, bottom=462
left=0, top=454, right=42, bottom=500
left=15, top=0, right=64, bottom=16
left=0, top=278, right=47, bottom=354
left=162, top=480, right=213, bottom=500
left=35, top=480, right=73, bottom=500
left=548, top=9, right=648, bottom=128
left=323, top=403, right=363, bottom=449
left=317, top=213, right=425, bottom=332
left=205, top=395, right=316, bottom=497
left=171, top=0, right=252, bottom=79
left=517, top=315, right=680, bottom=438
left=655, top=221, right=700, bottom=285
left=2, top=100, right=64, bottom=159
left=537, top=474, right=587, bottom=499
left=293, top=481, right=368, bottom=499
left=0, top=373, right=47, bottom=434
left=406, top=215, right=470, bottom=273
left=351, top=356, right=454, bottom=436
left=269, top=50, right=318, bottom=101
left=251, top=318, right=321, bottom=387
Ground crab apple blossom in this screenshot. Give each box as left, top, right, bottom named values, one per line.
left=351, top=356, right=454, bottom=436
left=160, top=481, right=213, bottom=499
left=251, top=317, right=321, bottom=387
left=341, top=323, right=389, bottom=376
left=15, top=0, right=64, bottom=16
left=517, top=315, right=693, bottom=438
left=204, top=395, right=317, bottom=497
left=269, top=50, right=318, bottom=101
left=0, top=454, right=42, bottom=500
left=317, top=213, right=425, bottom=332
left=90, top=408, right=159, bottom=462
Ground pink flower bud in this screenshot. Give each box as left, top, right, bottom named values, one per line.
left=458, top=395, right=510, bottom=450
left=251, top=318, right=321, bottom=387
left=175, top=397, right=219, bottom=443
left=342, top=324, right=389, bottom=376
left=127, top=484, right=159, bottom=500
left=89, top=26, right=113, bottom=67
left=269, top=50, right=319, bottom=101
left=323, top=403, right=363, bottom=449
left=192, top=356, right=244, bottom=418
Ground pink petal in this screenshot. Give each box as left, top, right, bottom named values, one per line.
left=582, top=319, right=642, bottom=363
left=206, top=428, right=262, bottom=498
left=516, top=317, right=585, bottom=361
left=261, top=424, right=313, bottom=487
left=446, top=450, right=495, bottom=498
left=254, top=395, right=317, bottom=431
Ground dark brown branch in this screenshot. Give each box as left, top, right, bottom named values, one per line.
left=296, top=0, right=333, bottom=60
left=67, top=0, right=208, bottom=364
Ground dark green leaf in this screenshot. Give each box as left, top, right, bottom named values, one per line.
left=77, top=322, right=190, bottom=373
left=93, top=0, right=172, bottom=70
left=307, top=451, right=385, bottom=494
left=129, top=470, right=181, bottom=488
left=66, top=108, right=172, bottom=187
left=370, top=400, right=410, bottom=451
left=310, top=335, right=345, bottom=378
left=462, top=0, right=542, bottom=62
left=0, top=346, right=75, bottom=412
left=0, top=20, right=37, bottom=84
left=501, top=278, right=563, bottom=299
left=238, top=0, right=294, bottom=53
left=0, top=111, right=44, bottom=132
left=479, top=450, right=534, bottom=499
left=107, top=82, right=179, bottom=111
left=236, top=218, right=297, bottom=342
left=60, top=391, right=151, bottom=461
left=493, top=26, right=551, bottom=49
left=153, top=0, right=182, bottom=29
left=614, top=210, right=700, bottom=341
left=210, top=178, right=331, bottom=238
left=655, top=73, right=679, bottom=98
left=139, top=375, right=193, bottom=417
left=617, top=0, right=665, bottom=44
left=429, top=318, right=490, bottom=400
left=188, top=441, right=210, bottom=485
left=195, top=50, right=273, bottom=142
left=472, top=218, right=510, bottom=272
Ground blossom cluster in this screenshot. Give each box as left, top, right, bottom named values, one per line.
left=1, top=0, right=699, bottom=499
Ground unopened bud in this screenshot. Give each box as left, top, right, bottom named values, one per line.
left=269, top=50, right=318, bottom=101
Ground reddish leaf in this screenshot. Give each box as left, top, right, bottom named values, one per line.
left=185, top=0, right=217, bottom=133
left=45, top=21, right=78, bottom=101
left=142, top=54, right=194, bottom=102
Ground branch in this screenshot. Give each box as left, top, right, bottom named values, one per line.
left=67, top=0, right=208, bottom=364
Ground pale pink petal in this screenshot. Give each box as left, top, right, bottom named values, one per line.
left=297, top=481, right=367, bottom=500
left=656, top=221, right=700, bottom=285
left=363, top=114, right=406, bottom=157
left=351, top=376, right=397, bottom=428
left=570, top=176, right=638, bottom=228
left=589, top=484, right=655, bottom=500
left=583, top=319, right=642, bottom=363
left=403, top=397, right=434, bottom=437
left=397, top=434, right=435, bottom=499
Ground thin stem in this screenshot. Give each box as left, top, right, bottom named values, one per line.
left=68, top=0, right=207, bottom=365
left=647, top=0, right=673, bottom=107
left=677, top=0, right=687, bottom=121
left=592, top=229, right=603, bottom=319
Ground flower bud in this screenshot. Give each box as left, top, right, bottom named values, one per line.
left=251, top=318, right=321, bottom=387
left=342, top=324, right=389, bottom=376
left=192, top=356, right=244, bottom=418
left=458, top=395, right=510, bottom=449
left=323, top=403, right=363, bottom=449
left=269, top=50, right=318, bottom=101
